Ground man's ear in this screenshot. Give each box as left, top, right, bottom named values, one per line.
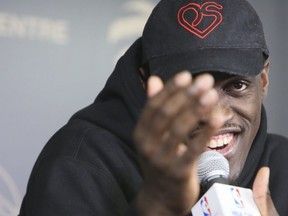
left=138, top=67, right=148, bottom=89
left=261, top=59, right=270, bottom=99
left=138, top=66, right=151, bottom=89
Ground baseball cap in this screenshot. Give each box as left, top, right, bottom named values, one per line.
left=142, top=0, right=269, bottom=81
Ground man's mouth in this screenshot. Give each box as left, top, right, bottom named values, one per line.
left=206, top=132, right=238, bottom=158
left=207, top=133, right=234, bottom=149
left=189, top=124, right=241, bottom=158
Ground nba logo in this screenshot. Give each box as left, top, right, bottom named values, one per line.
left=230, top=187, right=245, bottom=208
left=200, top=196, right=212, bottom=216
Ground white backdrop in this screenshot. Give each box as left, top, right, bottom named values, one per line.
left=0, top=0, right=287, bottom=215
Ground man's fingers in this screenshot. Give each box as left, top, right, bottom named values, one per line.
left=135, top=72, right=223, bottom=175
left=253, top=167, right=279, bottom=216
left=253, top=167, right=269, bottom=199
left=147, top=71, right=192, bottom=97
left=137, top=71, right=192, bottom=137
left=135, top=72, right=192, bottom=145
left=145, top=74, right=217, bottom=156
left=147, top=75, right=164, bottom=97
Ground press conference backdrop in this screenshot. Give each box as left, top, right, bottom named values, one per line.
left=0, top=0, right=287, bottom=215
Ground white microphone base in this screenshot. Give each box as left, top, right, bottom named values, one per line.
left=191, top=183, right=260, bottom=216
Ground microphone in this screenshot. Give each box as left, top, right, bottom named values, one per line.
left=197, top=150, right=229, bottom=195
left=191, top=151, right=260, bottom=216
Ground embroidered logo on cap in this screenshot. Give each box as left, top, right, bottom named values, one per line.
left=177, top=1, right=223, bottom=39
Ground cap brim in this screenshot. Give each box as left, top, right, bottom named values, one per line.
left=147, top=48, right=266, bottom=81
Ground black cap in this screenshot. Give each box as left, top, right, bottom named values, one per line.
left=142, top=0, right=269, bottom=81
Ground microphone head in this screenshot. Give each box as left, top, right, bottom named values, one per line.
left=197, top=151, right=229, bottom=184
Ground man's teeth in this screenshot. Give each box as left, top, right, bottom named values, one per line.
left=207, top=133, right=234, bottom=148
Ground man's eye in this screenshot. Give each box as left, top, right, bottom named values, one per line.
left=225, top=81, right=248, bottom=92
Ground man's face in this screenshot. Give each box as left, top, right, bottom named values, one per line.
left=190, top=62, right=269, bottom=182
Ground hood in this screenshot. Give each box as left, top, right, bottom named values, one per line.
left=71, top=38, right=147, bottom=149
left=235, top=106, right=267, bottom=187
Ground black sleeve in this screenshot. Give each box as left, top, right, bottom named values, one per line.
left=19, top=156, right=140, bottom=216
left=125, top=199, right=142, bottom=216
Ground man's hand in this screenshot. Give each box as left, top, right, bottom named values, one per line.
left=253, top=167, right=279, bottom=216
left=133, top=71, right=225, bottom=216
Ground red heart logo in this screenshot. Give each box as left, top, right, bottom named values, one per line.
left=177, top=2, right=223, bottom=39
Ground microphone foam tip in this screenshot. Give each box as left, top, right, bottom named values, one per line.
left=197, top=151, right=229, bottom=183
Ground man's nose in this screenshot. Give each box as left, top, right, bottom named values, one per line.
left=211, top=99, right=233, bottom=123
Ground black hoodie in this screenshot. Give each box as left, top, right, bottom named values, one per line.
left=19, top=38, right=288, bottom=216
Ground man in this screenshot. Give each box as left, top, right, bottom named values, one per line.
left=19, top=0, right=288, bottom=215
